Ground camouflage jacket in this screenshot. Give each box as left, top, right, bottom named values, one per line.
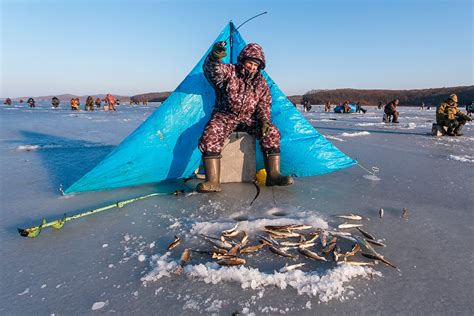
left=384, top=101, right=397, bottom=115
left=203, top=43, right=271, bottom=126
left=436, top=101, right=468, bottom=123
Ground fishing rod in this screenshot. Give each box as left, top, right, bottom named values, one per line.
left=223, top=11, right=268, bottom=44
left=18, top=190, right=187, bottom=238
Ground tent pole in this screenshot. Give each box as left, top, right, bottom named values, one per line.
left=229, top=20, right=233, bottom=64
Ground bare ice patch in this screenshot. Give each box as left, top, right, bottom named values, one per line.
left=448, top=155, right=474, bottom=164
left=340, top=131, right=370, bottom=137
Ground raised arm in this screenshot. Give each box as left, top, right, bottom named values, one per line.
left=202, top=42, right=233, bottom=90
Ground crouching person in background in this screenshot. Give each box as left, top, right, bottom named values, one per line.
left=436, top=94, right=471, bottom=136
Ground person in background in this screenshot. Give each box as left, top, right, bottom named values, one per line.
left=384, top=99, right=399, bottom=123
left=27, top=97, right=35, bottom=108
left=342, top=100, right=351, bottom=113
left=466, top=101, right=474, bottom=117
left=356, top=101, right=367, bottom=114
left=420, top=101, right=425, bottom=110
left=70, top=97, right=80, bottom=111
left=95, top=97, right=102, bottom=108
left=197, top=41, right=293, bottom=193
left=324, top=101, right=331, bottom=112
left=4, top=98, right=12, bottom=105
left=302, top=98, right=312, bottom=112
left=436, top=94, right=471, bottom=136
left=51, top=97, right=60, bottom=108
left=377, top=101, right=383, bottom=110
left=105, top=93, right=117, bottom=111
left=85, top=96, right=94, bottom=111
left=19, top=99, right=24, bottom=103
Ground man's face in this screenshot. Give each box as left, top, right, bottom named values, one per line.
left=243, top=60, right=259, bottom=73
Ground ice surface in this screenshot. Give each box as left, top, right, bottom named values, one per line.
left=1, top=103, right=473, bottom=315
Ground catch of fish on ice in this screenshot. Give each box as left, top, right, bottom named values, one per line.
left=162, top=209, right=407, bottom=274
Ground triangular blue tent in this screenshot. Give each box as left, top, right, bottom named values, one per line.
left=65, top=23, right=356, bottom=194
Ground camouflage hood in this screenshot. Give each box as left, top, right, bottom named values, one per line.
left=237, top=43, right=266, bottom=70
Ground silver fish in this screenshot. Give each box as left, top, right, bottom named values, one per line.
left=212, top=253, right=236, bottom=260
left=336, top=214, right=363, bottom=221
left=365, top=238, right=386, bottom=247
left=264, top=229, right=300, bottom=239
left=357, top=227, right=376, bottom=240
left=297, top=247, right=328, bottom=262
left=226, top=244, right=240, bottom=256
left=167, top=235, right=181, bottom=251
left=402, top=207, right=409, bottom=219
left=175, top=248, right=190, bottom=275
left=379, top=208, right=384, bottom=218
left=240, top=242, right=267, bottom=254
left=319, top=230, right=329, bottom=247
left=323, top=237, right=337, bottom=254
left=338, top=261, right=375, bottom=267
left=200, top=234, right=233, bottom=250
left=217, top=257, right=246, bottom=266
left=279, top=263, right=306, bottom=273
left=240, top=231, right=249, bottom=247
left=338, top=223, right=364, bottom=229
left=361, top=252, right=396, bottom=269
left=269, top=246, right=295, bottom=259
left=221, top=223, right=239, bottom=236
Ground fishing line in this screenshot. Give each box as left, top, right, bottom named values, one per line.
left=357, top=163, right=380, bottom=176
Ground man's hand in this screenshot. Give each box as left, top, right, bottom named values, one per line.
left=212, top=41, right=227, bottom=60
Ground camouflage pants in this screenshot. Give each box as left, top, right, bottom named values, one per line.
left=199, top=112, right=281, bottom=155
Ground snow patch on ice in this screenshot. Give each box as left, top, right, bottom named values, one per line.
left=17, top=288, right=30, bottom=296
left=363, top=174, right=381, bottom=181
left=16, top=145, right=39, bottom=151
left=324, top=135, right=345, bottom=142
left=91, top=301, right=107, bottom=311
left=448, top=155, right=474, bottom=163
left=143, top=254, right=380, bottom=303
left=190, top=211, right=328, bottom=236
left=340, top=131, right=370, bottom=137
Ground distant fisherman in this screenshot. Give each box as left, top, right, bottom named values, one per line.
left=51, top=97, right=60, bottom=108
left=356, top=101, right=367, bottom=114
left=85, top=96, right=94, bottom=111
left=436, top=94, right=471, bottom=136
left=27, top=97, right=35, bottom=108
left=197, top=41, right=293, bottom=193
left=342, top=101, right=351, bottom=113
left=70, top=97, right=80, bottom=111
left=95, top=97, right=102, bottom=108
left=105, top=93, right=117, bottom=111
left=4, top=98, right=12, bottom=105
left=324, top=101, right=331, bottom=112
left=384, top=99, right=399, bottom=123
left=303, top=99, right=312, bottom=112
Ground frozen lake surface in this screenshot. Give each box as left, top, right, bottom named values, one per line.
left=1, top=102, right=473, bottom=314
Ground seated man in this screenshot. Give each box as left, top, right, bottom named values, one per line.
left=384, top=99, right=399, bottom=123
left=342, top=101, right=351, bottom=113
left=436, top=94, right=471, bottom=136
left=197, top=41, right=294, bottom=193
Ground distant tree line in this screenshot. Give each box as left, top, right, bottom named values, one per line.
left=131, top=92, right=171, bottom=103
left=290, top=86, right=473, bottom=106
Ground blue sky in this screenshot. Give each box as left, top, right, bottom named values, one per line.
left=1, top=0, right=472, bottom=97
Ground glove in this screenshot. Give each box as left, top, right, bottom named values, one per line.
left=212, top=41, right=227, bottom=60
left=261, top=120, right=270, bottom=138
left=465, top=115, right=472, bottom=121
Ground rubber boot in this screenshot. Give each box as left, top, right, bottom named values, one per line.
left=196, top=157, right=221, bottom=193
left=392, top=112, right=399, bottom=123
left=445, top=126, right=455, bottom=136
left=453, top=122, right=464, bottom=136
left=264, top=153, right=294, bottom=187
